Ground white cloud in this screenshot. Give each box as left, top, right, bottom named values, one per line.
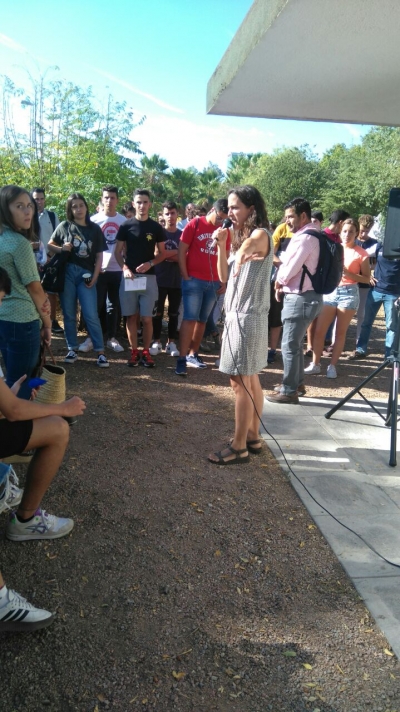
left=344, top=123, right=362, bottom=139
left=87, top=65, right=184, bottom=115
left=0, top=34, right=28, bottom=54
left=134, top=114, right=276, bottom=171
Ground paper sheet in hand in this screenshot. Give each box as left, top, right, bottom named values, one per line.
left=124, top=276, right=147, bottom=292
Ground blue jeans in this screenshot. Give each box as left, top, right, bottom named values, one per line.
left=281, top=291, right=323, bottom=395
left=182, top=278, right=220, bottom=323
left=356, top=290, right=399, bottom=358
left=60, top=264, right=104, bottom=351
left=0, top=319, right=41, bottom=399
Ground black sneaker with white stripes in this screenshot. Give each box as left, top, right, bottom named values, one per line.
left=0, top=588, right=54, bottom=632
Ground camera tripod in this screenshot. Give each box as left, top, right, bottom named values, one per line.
left=325, top=299, right=400, bottom=467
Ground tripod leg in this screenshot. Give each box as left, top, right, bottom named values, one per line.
left=385, top=365, right=394, bottom=425
left=389, top=360, right=399, bottom=466
left=325, top=360, right=390, bottom=419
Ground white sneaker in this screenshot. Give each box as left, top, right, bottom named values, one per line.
left=327, top=364, right=337, bottom=379
left=165, top=342, right=179, bottom=357
left=149, top=342, right=162, bottom=356
left=6, top=508, right=74, bottom=541
left=106, top=338, right=124, bottom=353
left=78, top=337, right=93, bottom=353
left=0, top=465, right=23, bottom=514
left=0, top=588, right=54, bottom=632
left=304, top=363, right=321, bottom=375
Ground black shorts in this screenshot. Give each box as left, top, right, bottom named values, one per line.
left=269, top=283, right=284, bottom=328
left=0, top=419, right=33, bottom=458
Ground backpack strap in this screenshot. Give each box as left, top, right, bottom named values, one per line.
left=47, top=211, right=56, bottom=231
left=299, top=229, right=321, bottom=292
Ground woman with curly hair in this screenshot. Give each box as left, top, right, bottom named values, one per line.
left=208, top=185, right=273, bottom=465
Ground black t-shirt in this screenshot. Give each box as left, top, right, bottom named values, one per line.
left=51, top=220, right=106, bottom=272
left=155, top=228, right=181, bottom=288
left=116, top=217, right=165, bottom=275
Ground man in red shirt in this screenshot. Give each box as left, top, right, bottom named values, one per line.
left=176, top=199, right=229, bottom=376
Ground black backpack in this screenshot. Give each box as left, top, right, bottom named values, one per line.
left=47, top=210, right=57, bottom=232
left=299, top=229, right=344, bottom=295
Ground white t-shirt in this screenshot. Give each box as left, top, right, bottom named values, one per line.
left=39, top=210, right=59, bottom=251
left=90, top=212, right=126, bottom=272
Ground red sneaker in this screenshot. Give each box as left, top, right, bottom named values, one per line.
left=127, top=348, right=141, bottom=367
left=140, top=349, right=155, bottom=368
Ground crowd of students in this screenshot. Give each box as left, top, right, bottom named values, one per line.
left=0, top=180, right=398, bottom=630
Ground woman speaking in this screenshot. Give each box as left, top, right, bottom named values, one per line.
left=208, top=185, right=272, bottom=465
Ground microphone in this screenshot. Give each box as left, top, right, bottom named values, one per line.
left=210, top=218, right=233, bottom=249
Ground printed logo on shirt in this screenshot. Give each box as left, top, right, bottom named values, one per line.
left=146, top=233, right=153, bottom=242
left=100, top=221, right=122, bottom=246
left=164, top=238, right=178, bottom=251
left=196, top=232, right=214, bottom=243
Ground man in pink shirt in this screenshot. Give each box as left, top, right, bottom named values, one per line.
left=267, top=197, right=322, bottom=404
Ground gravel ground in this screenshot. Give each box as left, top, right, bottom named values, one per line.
left=1, top=313, right=400, bottom=712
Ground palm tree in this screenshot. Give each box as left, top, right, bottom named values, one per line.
left=166, top=167, right=199, bottom=215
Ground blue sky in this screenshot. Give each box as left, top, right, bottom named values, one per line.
left=0, top=0, right=372, bottom=172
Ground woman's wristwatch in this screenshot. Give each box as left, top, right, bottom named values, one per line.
left=149, top=260, right=154, bottom=267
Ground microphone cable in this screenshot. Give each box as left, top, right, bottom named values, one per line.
left=208, top=225, right=400, bottom=571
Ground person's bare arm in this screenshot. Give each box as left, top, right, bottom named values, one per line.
left=164, top=249, right=179, bottom=262
left=234, top=229, right=270, bottom=275
left=0, top=376, right=86, bottom=422
left=343, top=256, right=371, bottom=284
left=178, top=242, right=191, bottom=280
left=136, top=242, right=167, bottom=273
left=26, top=281, right=52, bottom=344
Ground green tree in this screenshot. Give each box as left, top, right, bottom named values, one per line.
left=194, top=162, right=225, bottom=207
left=0, top=71, right=144, bottom=217
left=166, top=167, right=199, bottom=215
left=248, top=146, right=322, bottom=223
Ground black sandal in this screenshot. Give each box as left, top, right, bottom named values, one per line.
left=208, top=445, right=249, bottom=465
left=228, top=437, right=262, bottom=455
left=246, top=439, right=263, bottom=455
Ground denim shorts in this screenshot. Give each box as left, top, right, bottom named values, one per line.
left=182, top=277, right=220, bottom=322
left=323, top=284, right=359, bottom=310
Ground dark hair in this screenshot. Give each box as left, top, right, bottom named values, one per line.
left=102, top=185, right=119, bottom=197
left=121, top=202, right=135, bottom=217
left=0, top=266, right=11, bottom=295
left=133, top=189, right=151, bottom=200
left=66, top=193, right=91, bottom=225
left=228, top=185, right=269, bottom=251
left=0, top=185, right=36, bottom=240
left=311, top=210, right=323, bottom=222
left=359, top=214, right=374, bottom=230
left=31, top=187, right=45, bottom=196
left=30, top=193, right=41, bottom=240
left=329, top=209, right=350, bottom=225
left=162, top=201, right=178, bottom=211
left=213, top=198, right=228, bottom=215
left=284, top=197, right=311, bottom=220
left=342, top=217, right=359, bottom=237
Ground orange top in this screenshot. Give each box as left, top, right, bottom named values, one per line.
left=340, top=244, right=368, bottom=286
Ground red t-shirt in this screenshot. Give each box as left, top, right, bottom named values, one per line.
left=180, top=216, right=231, bottom=281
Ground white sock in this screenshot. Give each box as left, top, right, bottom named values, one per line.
left=0, top=585, right=9, bottom=605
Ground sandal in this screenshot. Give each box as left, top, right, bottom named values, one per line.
left=228, top=437, right=262, bottom=455
left=246, top=439, right=263, bottom=455
left=208, top=445, right=249, bottom=465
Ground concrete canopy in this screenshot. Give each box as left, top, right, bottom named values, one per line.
left=207, top=0, right=400, bottom=126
